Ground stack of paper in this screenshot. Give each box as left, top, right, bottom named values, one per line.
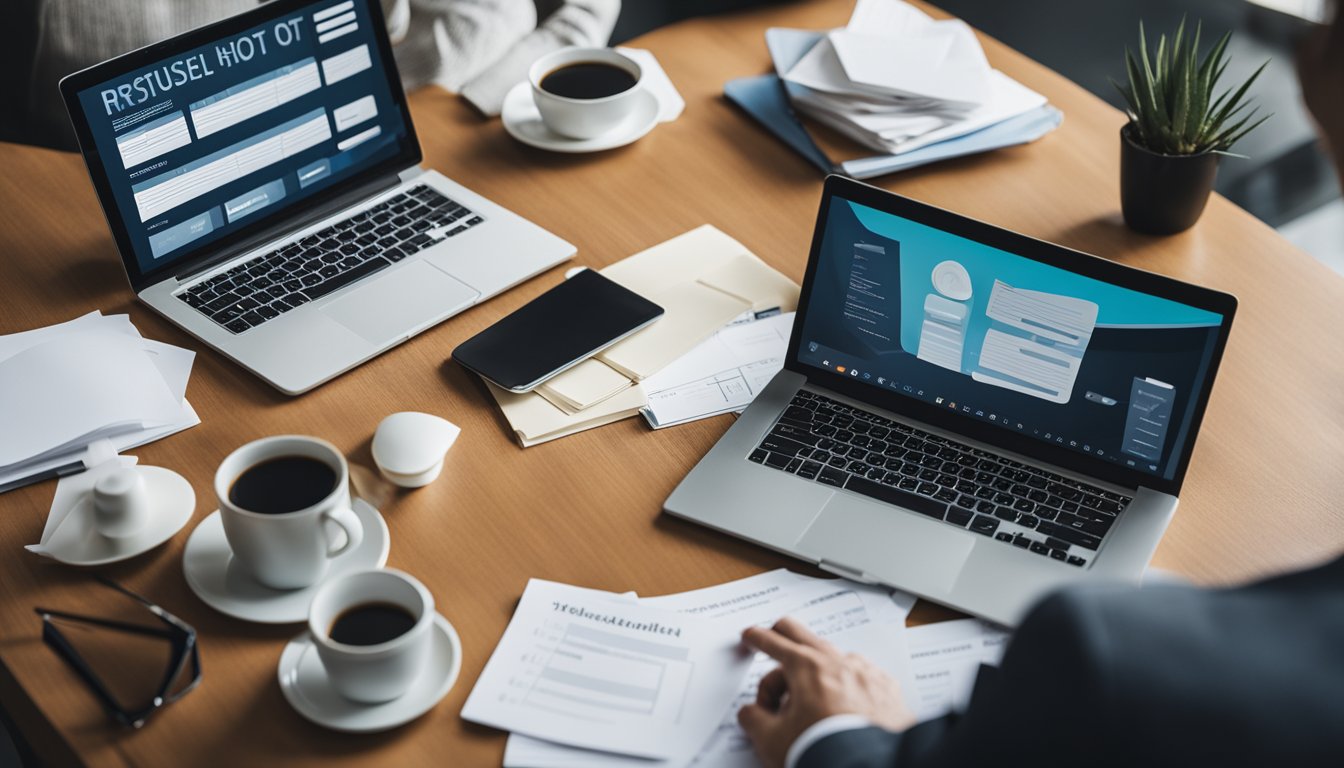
left=0, top=312, right=199, bottom=492
left=723, top=0, right=1063, bottom=178
left=486, top=226, right=800, bottom=446
left=459, top=569, right=917, bottom=768
left=778, top=0, right=1050, bottom=155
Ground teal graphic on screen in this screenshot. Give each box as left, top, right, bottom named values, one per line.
left=797, top=199, right=1225, bottom=480
left=74, top=0, right=409, bottom=273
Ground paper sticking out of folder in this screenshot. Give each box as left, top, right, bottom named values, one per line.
left=486, top=226, right=801, bottom=446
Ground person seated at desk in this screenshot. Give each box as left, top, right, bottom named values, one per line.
left=737, top=13, right=1344, bottom=768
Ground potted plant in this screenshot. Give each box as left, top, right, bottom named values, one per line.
left=1114, top=19, right=1270, bottom=235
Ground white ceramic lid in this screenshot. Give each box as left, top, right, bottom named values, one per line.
left=371, top=412, right=460, bottom=478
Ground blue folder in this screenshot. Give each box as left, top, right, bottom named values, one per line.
left=723, top=28, right=1064, bottom=179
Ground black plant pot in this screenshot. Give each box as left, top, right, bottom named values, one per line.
left=1119, top=125, right=1220, bottom=235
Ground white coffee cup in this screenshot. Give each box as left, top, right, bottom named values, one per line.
left=529, top=46, right=644, bottom=140
left=308, top=568, right=435, bottom=703
left=216, top=436, right=363, bottom=590
left=92, top=467, right=150, bottom=538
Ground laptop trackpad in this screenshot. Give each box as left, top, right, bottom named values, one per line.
left=796, top=494, right=975, bottom=596
left=321, top=261, right=480, bottom=346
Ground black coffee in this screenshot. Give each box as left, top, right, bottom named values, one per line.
left=329, top=602, right=418, bottom=646
left=540, top=62, right=637, bottom=99
left=228, top=455, right=336, bottom=515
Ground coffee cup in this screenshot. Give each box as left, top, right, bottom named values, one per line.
left=308, top=568, right=435, bottom=703
left=92, top=467, right=150, bottom=538
left=215, top=436, right=363, bottom=590
left=529, top=46, right=644, bottom=139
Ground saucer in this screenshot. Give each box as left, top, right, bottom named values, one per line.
left=42, top=466, right=195, bottom=566
left=501, top=81, right=660, bottom=153
left=278, top=613, right=462, bottom=732
left=182, top=499, right=389, bottom=624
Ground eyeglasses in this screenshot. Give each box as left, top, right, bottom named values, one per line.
left=34, top=577, right=201, bottom=729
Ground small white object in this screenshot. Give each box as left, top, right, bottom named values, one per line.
left=91, top=467, right=151, bottom=538
left=528, top=47, right=646, bottom=140
left=278, top=612, right=462, bottom=732
left=372, top=412, right=460, bottom=488
left=31, top=465, right=194, bottom=566
left=501, top=81, right=660, bottom=154
left=181, top=499, right=390, bottom=624
left=931, top=260, right=974, bottom=301
left=564, top=266, right=589, bottom=280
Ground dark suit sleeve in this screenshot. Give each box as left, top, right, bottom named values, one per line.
left=798, top=590, right=1115, bottom=768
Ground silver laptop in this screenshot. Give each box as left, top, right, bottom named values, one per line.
left=665, top=176, right=1237, bottom=626
left=60, top=0, right=573, bottom=394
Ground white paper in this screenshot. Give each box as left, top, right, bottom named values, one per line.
left=504, top=570, right=917, bottom=768
left=0, top=312, right=199, bottom=491
left=462, top=579, right=753, bottom=760
left=641, top=313, right=794, bottom=429
left=0, top=331, right=183, bottom=467
left=900, top=618, right=1009, bottom=721
left=830, top=25, right=991, bottom=106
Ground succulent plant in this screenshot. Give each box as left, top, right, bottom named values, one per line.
left=1115, top=18, right=1270, bottom=156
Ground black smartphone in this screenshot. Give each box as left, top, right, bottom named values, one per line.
left=452, top=269, right=663, bottom=392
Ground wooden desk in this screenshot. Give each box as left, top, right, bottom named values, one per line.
left=2, top=1, right=1342, bottom=765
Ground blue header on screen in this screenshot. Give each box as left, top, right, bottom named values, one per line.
left=73, top=0, right=409, bottom=273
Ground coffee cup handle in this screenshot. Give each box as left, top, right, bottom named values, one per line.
left=321, top=505, right=364, bottom=559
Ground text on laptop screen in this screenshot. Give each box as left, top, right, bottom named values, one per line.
left=73, top=0, right=409, bottom=274
left=796, top=198, right=1226, bottom=481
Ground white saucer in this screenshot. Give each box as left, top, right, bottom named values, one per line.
left=278, top=613, right=462, bottom=733
left=501, top=81, right=660, bottom=153
left=182, top=499, right=389, bottom=624
left=43, top=466, right=195, bottom=566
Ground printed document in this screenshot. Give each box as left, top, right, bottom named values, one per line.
left=503, top=570, right=916, bottom=768
left=641, top=312, right=794, bottom=429
left=461, top=579, right=753, bottom=760
left=900, top=618, right=1009, bottom=720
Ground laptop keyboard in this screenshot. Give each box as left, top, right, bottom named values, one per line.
left=176, top=184, right=483, bottom=334
left=750, top=391, right=1133, bottom=567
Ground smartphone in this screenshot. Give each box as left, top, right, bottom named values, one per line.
left=452, top=269, right=663, bottom=392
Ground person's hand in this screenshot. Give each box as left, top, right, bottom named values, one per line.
left=1298, top=5, right=1344, bottom=175
left=737, top=617, right=915, bottom=768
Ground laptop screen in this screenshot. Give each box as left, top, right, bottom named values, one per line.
left=67, top=0, right=412, bottom=279
left=794, top=194, right=1229, bottom=483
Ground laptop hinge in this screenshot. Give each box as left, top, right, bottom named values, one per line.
left=170, top=172, right=403, bottom=285
left=818, top=559, right=880, bottom=585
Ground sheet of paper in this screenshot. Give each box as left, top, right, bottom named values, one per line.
left=0, top=331, right=184, bottom=467
left=462, top=579, right=753, bottom=760
left=900, top=618, right=1009, bottom=721
left=847, top=0, right=935, bottom=35
left=697, top=254, right=801, bottom=315
left=536, top=359, right=635, bottom=414
left=487, top=380, right=648, bottom=447
left=504, top=570, right=916, bottom=768
left=972, top=281, right=1098, bottom=404
left=641, top=313, right=795, bottom=429
left=830, top=26, right=991, bottom=106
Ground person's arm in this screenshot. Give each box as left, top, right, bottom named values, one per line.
left=740, top=591, right=1112, bottom=768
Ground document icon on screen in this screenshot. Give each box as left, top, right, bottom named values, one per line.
left=1122, top=377, right=1175, bottom=462
left=971, top=280, right=1098, bottom=404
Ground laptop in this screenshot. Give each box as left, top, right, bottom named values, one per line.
left=59, top=0, right=574, bottom=394
left=665, top=176, right=1236, bottom=626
